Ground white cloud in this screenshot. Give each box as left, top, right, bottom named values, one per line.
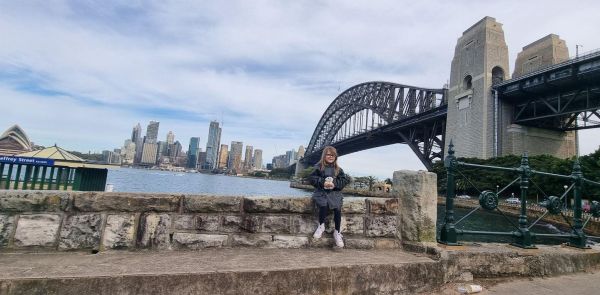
left=1, top=0, right=600, bottom=177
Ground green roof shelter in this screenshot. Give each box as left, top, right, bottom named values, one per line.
left=0, top=145, right=116, bottom=191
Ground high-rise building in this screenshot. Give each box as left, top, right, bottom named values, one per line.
left=217, top=144, right=229, bottom=170
left=228, top=141, right=243, bottom=174
left=169, top=141, right=183, bottom=159
left=141, top=142, right=158, bottom=165
left=157, top=141, right=168, bottom=162
left=131, top=123, right=142, bottom=143
left=297, top=145, right=305, bottom=159
left=187, top=137, right=201, bottom=169
left=253, top=149, right=263, bottom=170
left=121, top=139, right=136, bottom=164
left=205, top=121, right=222, bottom=170
left=166, top=131, right=175, bottom=145
left=102, top=150, right=121, bottom=165
left=286, top=149, right=297, bottom=166
left=146, top=121, right=160, bottom=143
left=198, top=152, right=207, bottom=170
left=243, top=145, right=253, bottom=171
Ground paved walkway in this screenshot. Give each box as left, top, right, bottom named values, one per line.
left=435, top=270, right=600, bottom=294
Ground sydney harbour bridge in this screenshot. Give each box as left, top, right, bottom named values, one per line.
left=300, top=18, right=600, bottom=172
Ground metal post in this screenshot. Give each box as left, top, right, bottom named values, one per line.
left=568, top=159, right=588, bottom=248
left=438, top=140, right=460, bottom=245
left=513, top=153, right=535, bottom=248
left=5, top=164, right=13, bottom=190
left=31, top=166, right=39, bottom=189
left=13, top=165, right=22, bottom=189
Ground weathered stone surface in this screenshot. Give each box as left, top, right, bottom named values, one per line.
left=342, top=197, right=367, bottom=214
left=374, top=238, right=401, bottom=249
left=368, top=198, right=399, bottom=215
left=173, top=233, right=228, bottom=249
left=239, top=215, right=261, bottom=233
left=309, top=237, right=334, bottom=248
left=173, top=214, right=195, bottom=230
left=184, top=195, right=241, bottom=213
left=0, top=191, right=70, bottom=212
left=59, top=214, right=102, bottom=250
left=139, top=214, right=171, bottom=249
left=270, top=235, right=308, bottom=248
left=195, top=215, right=220, bottom=232
left=366, top=216, right=398, bottom=238
left=341, top=215, right=364, bottom=235
left=102, top=214, right=136, bottom=250
left=14, top=214, right=61, bottom=247
left=393, top=170, right=437, bottom=242
left=220, top=215, right=242, bottom=232
left=74, top=192, right=180, bottom=212
left=260, top=216, right=290, bottom=233
left=231, top=234, right=272, bottom=247
left=0, top=215, right=15, bottom=247
left=243, top=197, right=312, bottom=213
left=291, top=215, right=317, bottom=235
left=344, top=238, right=375, bottom=249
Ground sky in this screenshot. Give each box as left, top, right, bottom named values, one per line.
left=1, top=1, right=600, bottom=179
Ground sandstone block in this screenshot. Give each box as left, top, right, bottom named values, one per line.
left=239, top=215, right=261, bottom=233
left=231, top=234, right=272, bottom=247
left=309, top=237, right=333, bottom=248
left=366, top=216, right=398, bottom=238
left=341, top=216, right=364, bottom=235
left=270, top=235, right=308, bottom=248
left=243, top=197, right=312, bottom=213
left=393, top=170, right=437, bottom=242
left=0, top=215, right=15, bottom=247
left=14, top=214, right=61, bottom=247
left=195, top=215, right=220, bottom=232
left=173, top=214, right=195, bottom=230
left=291, top=215, right=317, bottom=235
left=0, top=191, right=70, bottom=212
left=184, top=195, right=241, bottom=213
left=221, top=215, right=242, bottom=232
left=368, top=198, right=399, bottom=215
left=342, top=197, right=367, bottom=214
left=139, top=213, right=171, bottom=249
left=260, top=216, right=290, bottom=233
left=374, top=238, right=401, bottom=249
left=102, top=214, right=136, bottom=250
left=173, top=233, right=228, bottom=249
left=74, top=192, right=180, bottom=212
left=59, top=214, right=102, bottom=250
left=344, top=238, right=375, bottom=249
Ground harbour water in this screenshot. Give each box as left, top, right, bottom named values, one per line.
left=107, top=167, right=308, bottom=196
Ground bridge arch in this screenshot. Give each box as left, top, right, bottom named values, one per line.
left=303, top=81, right=447, bottom=170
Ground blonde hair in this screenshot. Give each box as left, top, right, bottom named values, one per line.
left=318, top=146, right=340, bottom=176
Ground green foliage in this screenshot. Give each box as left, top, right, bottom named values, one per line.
left=69, top=150, right=103, bottom=162
left=269, top=167, right=294, bottom=179
left=434, top=148, right=600, bottom=201
left=298, top=167, right=316, bottom=180
left=353, top=175, right=378, bottom=191
left=249, top=171, right=267, bottom=178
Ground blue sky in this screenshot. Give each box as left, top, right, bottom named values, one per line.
left=2, top=1, right=600, bottom=179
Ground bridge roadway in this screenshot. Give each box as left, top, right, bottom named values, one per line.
left=1, top=244, right=600, bottom=294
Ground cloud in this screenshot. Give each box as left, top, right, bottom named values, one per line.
left=1, top=0, right=600, bottom=178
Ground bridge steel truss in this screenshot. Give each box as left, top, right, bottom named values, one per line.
left=304, top=81, right=447, bottom=170
left=495, top=49, right=600, bottom=131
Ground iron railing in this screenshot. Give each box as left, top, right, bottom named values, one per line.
left=438, top=141, right=600, bottom=249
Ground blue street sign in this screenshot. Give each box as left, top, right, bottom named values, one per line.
left=0, top=155, right=55, bottom=166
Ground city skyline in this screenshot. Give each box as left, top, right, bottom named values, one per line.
left=2, top=1, right=600, bottom=178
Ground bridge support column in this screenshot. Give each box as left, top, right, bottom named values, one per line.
left=294, top=159, right=308, bottom=178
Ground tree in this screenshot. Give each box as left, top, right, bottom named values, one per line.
left=298, top=167, right=316, bottom=181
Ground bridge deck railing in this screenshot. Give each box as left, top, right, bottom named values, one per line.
left=438, top=141, right=600, bottom=249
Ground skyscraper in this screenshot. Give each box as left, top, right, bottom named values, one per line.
left=243, top=145, right=253, bottom=172
left=131, top=123, right=142, bottom=143
left=146, top=121, right=160, bottom=143
left=166, top=131, right=175, bottom=145
left=228, top=141, right=243, bottom=174
left=187, top=137, right=201, bottom=169
left=217, top=144, right=229, bottom=170
left=297, top=145, right=305, bottom=159
left=132, top=123, right=143, bottom=164
left=205, top=121, right=222, bottom=170
left=253, top=149, right=263, bottom=170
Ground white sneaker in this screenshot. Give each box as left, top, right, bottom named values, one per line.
left=313, top=223, right=325, bottom=239
left=333, top=230, right=344, bottom=248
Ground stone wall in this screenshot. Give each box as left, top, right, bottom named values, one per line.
left=0, top=191, right=404, bottom=252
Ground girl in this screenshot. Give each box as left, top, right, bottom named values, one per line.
left=309, top=146, right=351, bottom=247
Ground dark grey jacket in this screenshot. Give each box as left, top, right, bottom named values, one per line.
left=309, top=164, right=351, bottom=210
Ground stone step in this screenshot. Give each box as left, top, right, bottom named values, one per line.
left=0, top=248, right=441, bottom=295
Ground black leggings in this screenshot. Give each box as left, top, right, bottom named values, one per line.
left=318, top=206, right=341, bottom=232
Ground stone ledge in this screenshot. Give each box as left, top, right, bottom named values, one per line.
left=73, top=192, right=181, bottom=212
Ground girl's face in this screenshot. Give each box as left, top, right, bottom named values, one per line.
left=324, top=152, right=336, bottom=164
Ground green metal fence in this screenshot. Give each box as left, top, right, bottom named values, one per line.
left=438, top=141, right=600, bottom=249
left=0, top=163, right=107, bottom=191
